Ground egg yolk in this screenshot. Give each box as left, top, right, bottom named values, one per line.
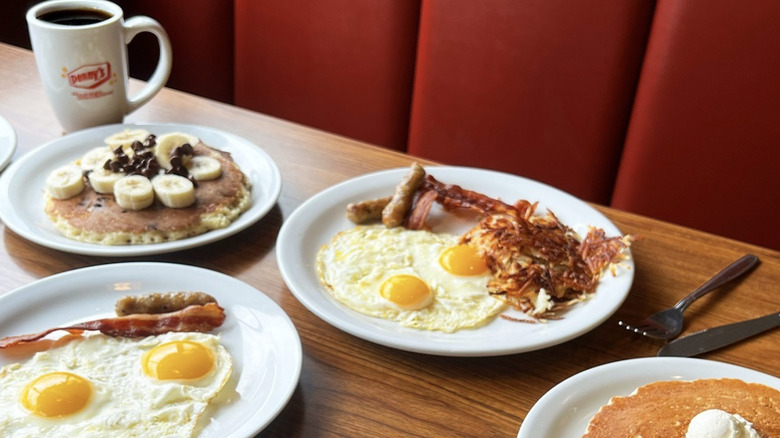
left=379, top=274, right=433, bottom=310
left=21, top=372, right=92, bottom=418
left=439, top=244, right=489, bottom=276
left=142, top=340, right=214, bottom=381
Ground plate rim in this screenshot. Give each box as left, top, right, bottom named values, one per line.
left=0, top=261, right=303, bottom=437
left=0, top=122, right=281, bottom=256
left=276, top=165, right=634, bottom=357
left=517, top=357, right=780, bottom=437
left=0, top=114, right=17, bottom=172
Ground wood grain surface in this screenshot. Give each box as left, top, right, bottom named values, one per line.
left=1, top=43, right=778, bottom=437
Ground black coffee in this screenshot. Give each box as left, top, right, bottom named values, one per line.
left=38, top=8, right=113, bottom=26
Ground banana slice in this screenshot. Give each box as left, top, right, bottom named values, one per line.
left=105, top=129, right=151, bottom=157
left=154, top=132, right=199, bottom=169
left=79, top=146, right=114, bottom=171
left=114, top=175, right=154, bottom=210
left=152, top=174, right=195, bottom=208
left=87, top=168, right=126, bottom=194
left=46, top=164, right=85, bottom=199
left=186, top=156, right=222, bottom=181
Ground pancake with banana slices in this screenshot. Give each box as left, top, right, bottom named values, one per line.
left=44, top=130, right=251, bottom=245
left=583, top=378, right=780, bottom=437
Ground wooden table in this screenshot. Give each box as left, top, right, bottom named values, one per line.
left=1, top=42, right=779, bottom=436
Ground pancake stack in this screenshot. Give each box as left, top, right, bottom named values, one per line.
left=583, top=378, right=780, bottom=437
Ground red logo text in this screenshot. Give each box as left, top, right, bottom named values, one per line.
left=67, top=62, right=112, bottom=89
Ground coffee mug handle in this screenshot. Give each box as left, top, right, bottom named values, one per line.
left=123, top=16, right=172, bottom=113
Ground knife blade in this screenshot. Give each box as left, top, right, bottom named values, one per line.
left=657, top=312, right=780, bottom=357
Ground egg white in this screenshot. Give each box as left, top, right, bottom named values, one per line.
left=316, top=225, right=507, bottom=332
left=0, top=332, right=232, bottom=437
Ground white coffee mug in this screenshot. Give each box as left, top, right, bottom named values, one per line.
left=26, top=0, right=172, bottom=132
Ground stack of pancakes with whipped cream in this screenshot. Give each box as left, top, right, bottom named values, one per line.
left=583, top=378, right=780, bottom=437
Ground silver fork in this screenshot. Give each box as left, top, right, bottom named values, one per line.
left=619, top=254, right=760, bottom=339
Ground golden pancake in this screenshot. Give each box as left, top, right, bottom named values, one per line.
left=45, top=143, right=251, bottom=245
left=583, top=378, right=780, bottom=437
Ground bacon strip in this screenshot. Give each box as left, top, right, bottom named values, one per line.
left=422, top=175, right=524, bottom=217
left=405, top=189, right=438, bottom=230
left=0, top=303, right=225, bottom=349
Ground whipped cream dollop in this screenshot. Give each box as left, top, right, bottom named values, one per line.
left=686, top=409, right=761, bottom=438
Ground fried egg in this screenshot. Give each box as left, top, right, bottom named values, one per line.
left=0, top=332, right=232, bottom=437
left=316, top=225, right=507, bottom=332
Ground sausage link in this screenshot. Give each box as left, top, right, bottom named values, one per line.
left=346, top=196, right=392, bottom=223
left=115, top=291, right=216, bottom=316
left=382, top=162, right=426, bottom=227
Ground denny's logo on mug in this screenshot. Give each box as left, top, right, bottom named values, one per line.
left=66, top=63, right=113, bottom=90
left=27, top=0, right=172, bottom=132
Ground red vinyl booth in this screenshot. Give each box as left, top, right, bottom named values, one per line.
left=119, top=0, right=235, bottom=104
left=406, top=0, right=656, bottom=205
left=611, top=0, right=780, bottom=250
left=233, top=0, right=421, bottom=152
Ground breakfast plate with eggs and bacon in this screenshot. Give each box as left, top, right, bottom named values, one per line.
left=0, top=123, right=281, bottom=256
left=277, top=164, right=635, bottom=357
left=0, top=262, right=302, bottom=437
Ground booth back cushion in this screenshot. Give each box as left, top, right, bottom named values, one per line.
left=611, top=0, right=780, bottom=250
left=406, top=0, right=656, bottom=204
left=120, top=0, right=235, bottom=103
left=233, top=0, right=420, bottom=151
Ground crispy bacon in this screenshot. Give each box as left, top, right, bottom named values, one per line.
left=0, top=303, right=225, bottom=349
left=405, top=189, right=438, bottom=230
left=403, top=175, right=540, bottom=228
left=421, top=175, right=523, bottom=217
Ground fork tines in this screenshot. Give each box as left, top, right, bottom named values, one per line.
left=618, top=320, right=648, bottom=336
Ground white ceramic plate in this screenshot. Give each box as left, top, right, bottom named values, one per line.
left=0, top=123, right=282, bottom=256
left=0, top=262, right=302, bottom=438
left=0, top=115, right=17, bottom=172
left=518, top=357, right=780, bottom=437
left=276, top=166, right=634, bottom=356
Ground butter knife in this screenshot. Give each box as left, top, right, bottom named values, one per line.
left=657, top=312, right=780, bottom=357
